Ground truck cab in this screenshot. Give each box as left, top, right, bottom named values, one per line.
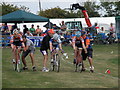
left=65, top=21, right=82, bottom=31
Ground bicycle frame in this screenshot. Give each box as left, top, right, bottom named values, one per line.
left=50, top=47, right=60, bottom=72
left=75, top=48, right=82, bottom=64
left=13, top=46, right=22, bottom=72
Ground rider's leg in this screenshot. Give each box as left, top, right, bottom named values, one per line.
left=78, top=49, right=82, bottom=63
left=11, top=44, right=15, bottom=62
left=22, top=55, right=27, bottom=67
left=29, top=53, right=35, bottom=67
left=22, top=50, right=30, bottom=68
left=87, top=48, right=94, bottom=71
left=43, top=54, right=48, bottom=68
left=13, top=46, right=18, bottom=64
left=88, top=57, right=93, bottom=67
left=73, top=47, right=77, bottom=64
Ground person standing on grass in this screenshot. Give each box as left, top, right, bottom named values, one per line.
left=22, top=35, right=36, bottom=71
left=40, top=29, right=55, bottom=72
left=81, top=31, right=94, bottom=72
left=87, top=34, right=94, bottom=72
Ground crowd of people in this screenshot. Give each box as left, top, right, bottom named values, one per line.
left=0, top=21, right=116, bottom=72
left=0, top=23, right=43, bottom=36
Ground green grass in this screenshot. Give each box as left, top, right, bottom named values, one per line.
left=2, top=44, right=119, bottom=88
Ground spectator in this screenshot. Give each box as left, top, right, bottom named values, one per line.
left=25, top=30, right=33, bottom=37
left=23, top=25, right=28, bottom=35
left=90, top=23, right=98, bottom=36
left=52, top=24, right=60, bottom=30
left=44, top=27, right=49, bottom=33
left=1, top=23, right=9, bottom=33
left=35, top=25, right=42, bottom=36
left=99, top=27, right=105, bottom=33
left=29, top=24, right=35, bottom=34
left=60, top=21, right=67, bottom=32
left=11, top=23, right=17, bottom=34
left=109, top=23, right=115, bottom=35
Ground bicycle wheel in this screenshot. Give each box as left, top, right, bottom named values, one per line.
left=17, top=63, right=20, bottom=72
left=50, top=61, right=55, bottom=71
left=56, top=54, right=60, bottom=72
left=51, top=55, right=55, bottom=71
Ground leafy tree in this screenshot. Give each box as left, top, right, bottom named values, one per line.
left=113, top=1, right=120, bottom=16
left=39, top=7, right=67, bottom=18
left=39, top=7, right=86, bottom=18
left=99, top=1, right=120, bottom=17
left=39, top=1, right=120, bottom=18
left=83, top=2, right=100, bottom=17
left=0, top=2, right=30, bottom=16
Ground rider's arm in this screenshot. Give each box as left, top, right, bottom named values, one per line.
left=49, top=40, right=53, bottom=52
left=19, top=35, right=25, bottom=49
left=85, top=38, right=90, bottom=48
left=10, top=35, right=14, bottom=43
left=59, top=43, right=62, bottom=50
left=72, top=37, right=76, bottom=50
left=81, top=39, right=87, bottom=53
left=58, top=38, right=63, bottom=50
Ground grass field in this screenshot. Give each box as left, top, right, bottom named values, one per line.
left=2, top=44, right=119, bottom=88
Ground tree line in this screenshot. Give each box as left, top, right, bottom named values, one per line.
left=0, top=1, right=120, bottom=18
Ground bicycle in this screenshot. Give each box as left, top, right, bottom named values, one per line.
left=50, top=47, right=60, bottom=72
left=12, top=46, right=23, bottom=72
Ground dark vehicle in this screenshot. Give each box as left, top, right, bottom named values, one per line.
left=65, top=21, right=82, bottom=30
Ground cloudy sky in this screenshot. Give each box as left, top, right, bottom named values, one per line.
left=1, top=0, right=100, bottom=14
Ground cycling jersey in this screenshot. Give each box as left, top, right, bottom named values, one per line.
left=10, top=34, right=23, bottom=46
left=72, top=36, right=84, bottom=48
left=49, top=33, right=61, bottom=49
left=82, top=36, right=90, bottom=48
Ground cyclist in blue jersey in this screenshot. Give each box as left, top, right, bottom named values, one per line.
left=49, top=32, right=63, bottom=63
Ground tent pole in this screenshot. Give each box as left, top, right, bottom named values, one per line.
left=22, top=21, right=24, bottom=33
left=48, top=20, right=51, bottom=29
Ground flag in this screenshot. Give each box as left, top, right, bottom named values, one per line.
left=105, top=69, right=111, bottom=74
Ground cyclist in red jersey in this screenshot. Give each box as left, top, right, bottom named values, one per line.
left=10, top=29, right=25, bottom=71
left=72, top=31, right=87, bottom=68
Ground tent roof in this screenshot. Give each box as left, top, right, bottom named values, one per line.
left=0, top=10, right=49, bottom=23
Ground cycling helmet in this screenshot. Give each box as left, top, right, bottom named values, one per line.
left=48, top=29, right=55, bottom=34
left=52, top=33, right=60, bottom=40
left=13, top=29, right=19, bottom=34
left=75, top=31, right=81, bottom=37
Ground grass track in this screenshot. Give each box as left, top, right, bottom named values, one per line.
left=2, top=44, right=119, bottom=88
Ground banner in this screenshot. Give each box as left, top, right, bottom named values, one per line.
left=27, top=36, right=43, bottom=47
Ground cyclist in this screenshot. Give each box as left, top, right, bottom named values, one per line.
left=40, top=29, right=55, bottom=72
left=10, top=29, right=25, bottom=71
left=49, top=32, right=63, bottom=63
left=72, top=31, right=87, bottom=67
